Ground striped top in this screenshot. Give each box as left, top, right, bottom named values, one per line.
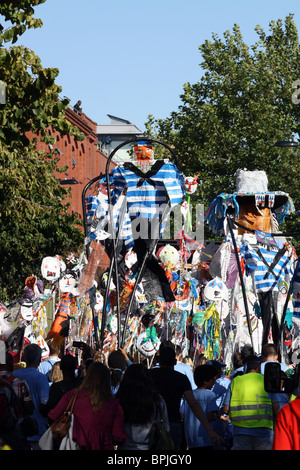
left=109, top=160, right=186, bottom=220
left=85, top=160, right=186, bottom=248
left=85, top=192, right=134, bottom=249
left=240, top=243, right=292, bottom=292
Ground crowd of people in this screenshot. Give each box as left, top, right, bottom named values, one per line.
left=0, top=338, right=299, bottom=451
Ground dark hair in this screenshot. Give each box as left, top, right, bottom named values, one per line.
left=232, top=351, right=243, bottom=369
left=193, top=365, right=217, bottom=387
left=108, top=350, right=126, bottom=389
left=116, top=364, right=160, bottom=425
left=261, top=343, right=278, bottom=360
left=159, top=340, right=175, bottom=352
left=245, top=354, right=261, bottom=372
left=241, top=344, right=254, bottom=364
left=60, top=354, right=77, bottom=371
left=159, top=347, right=176, bottom=367
left=0, top=351, right=14, bottom=372
left=23, top=343, right=42, bottom=365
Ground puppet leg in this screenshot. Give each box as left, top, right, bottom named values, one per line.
left=258, top=291, right=279, bottom=347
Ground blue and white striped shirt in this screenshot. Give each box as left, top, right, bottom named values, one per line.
left=109, top=160, right=186, bottom=220
left=240, top=243, right=292, bottom=292
left=84, top=160, right=186, bottom=248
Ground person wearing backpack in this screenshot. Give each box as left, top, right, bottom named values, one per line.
left=0, top=350, right=34, bottom=450
left=39, top=340, right=61, bottom=385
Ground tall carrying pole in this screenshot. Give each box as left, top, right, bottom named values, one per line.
left=81, top=174, right=103, bottom=350
left=226, top=216, right=254, bottom=350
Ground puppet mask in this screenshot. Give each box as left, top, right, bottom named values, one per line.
left=41, top=256, right=66, bottom=282
left=20, top=300, right=34, bottom=321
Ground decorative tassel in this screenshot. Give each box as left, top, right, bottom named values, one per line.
left=200, top=302, right=221, bottom=360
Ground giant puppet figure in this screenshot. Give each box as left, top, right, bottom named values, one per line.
left=205, top=169, right=296, bottom=363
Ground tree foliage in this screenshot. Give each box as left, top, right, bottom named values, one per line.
left=146, top=15, right=300, bottom=242
left=0, top=0, right=85, bottom=301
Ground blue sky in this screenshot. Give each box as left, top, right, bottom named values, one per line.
left=9, top=0, right=300, bottom=132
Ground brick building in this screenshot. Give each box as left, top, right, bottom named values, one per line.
left=26, top=103, right=116, bottom=222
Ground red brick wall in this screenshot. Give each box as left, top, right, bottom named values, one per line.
left=26, top=107, right=116, bottom=221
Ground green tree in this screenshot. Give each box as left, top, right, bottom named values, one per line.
left=0, top=0, right=85, bottom=301
left=146, top=14, right=300, bottom=242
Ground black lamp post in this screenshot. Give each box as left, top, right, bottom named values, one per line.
left=60, top=178, right=79, bottom=185
left=274, top=140, right=299, bottom=148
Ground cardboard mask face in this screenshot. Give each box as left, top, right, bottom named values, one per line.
left=41, top=256, right=66, bottom=282
left=59, top=273, right=78, bottom=293
left=235, top=200, right=272, bottom=234
left=204, top=277, right=228, bottom=302
left=136, top=328, right=160, bottom=357
left=184, top=175, right=199, bottom=194
left=92, top=290, right=104, bottom=313
left=134, top=144, right=153, bottom=161
left=20, top=300, right=34, bottom=321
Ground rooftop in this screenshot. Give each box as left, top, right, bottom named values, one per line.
left=97, top=114, right=143, bottom=135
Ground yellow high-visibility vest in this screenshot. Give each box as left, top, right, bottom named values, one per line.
left=229, top=373, right=273, bottom=429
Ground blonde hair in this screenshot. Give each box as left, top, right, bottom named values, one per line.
left=50, top=362, right=63, bottom=383
left=183, top=356, right=193, bottom=367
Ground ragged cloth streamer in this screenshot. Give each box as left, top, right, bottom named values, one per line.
left=120, top=281, right=134, bottom=311
left=200, top=302, right=222, bottom=360
left=183, top=174, right=200, bottom=231
left=77, top=241, right=105, bottom=296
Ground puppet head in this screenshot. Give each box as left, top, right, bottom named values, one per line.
left=41, top=256, right=66, bottom=282
left=184, top=174, right=200, bottom=195
left=20, top=299, right=34, bottom=322
left=157, top=244, right=180, bottom=269
left=205, top=169, right=294, bottom=235
left=133, top=142, right=153, bottom=161
left=203, top=277, right=228, bottom=303
left=136, top=327, right=160, bottom=357
left=59, top=272, right=79, bottom=294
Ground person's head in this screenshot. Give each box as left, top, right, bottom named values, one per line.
left=116, top=363, right=159, bottom=424
left=79, top=362, right=112, bottom=411
left=194, top=364, right=218, bottom=389
left=175, top=345, right=182, bottom=360
left=159, top=340, right=175, bottom=352
left=261, top=343, right=278, bottom=362
left=23, top=343, right=42, bottom=368
left=0, top=351, right=14, bottom=372
left=232, top=350, right=243, bottom=369
left=108, top=350, right=126, bottom=388
left=193, top=353, right=207, bottom=371
left=50, top=362, right=63, bottom=383
left=245, top=354, right=261, bottom=373
left=159, top=346, right=176, bottom=368
left=205, top=360, right=226, bottom=379
left=47, top=340, right=61, bottom=358
left=93, top=350, right=105, bottom=363
left=183, top=356, right=193, bottom=367
left=60, top=354, right=77, bottom=378
left=241, top=344, right=254, bottom=365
